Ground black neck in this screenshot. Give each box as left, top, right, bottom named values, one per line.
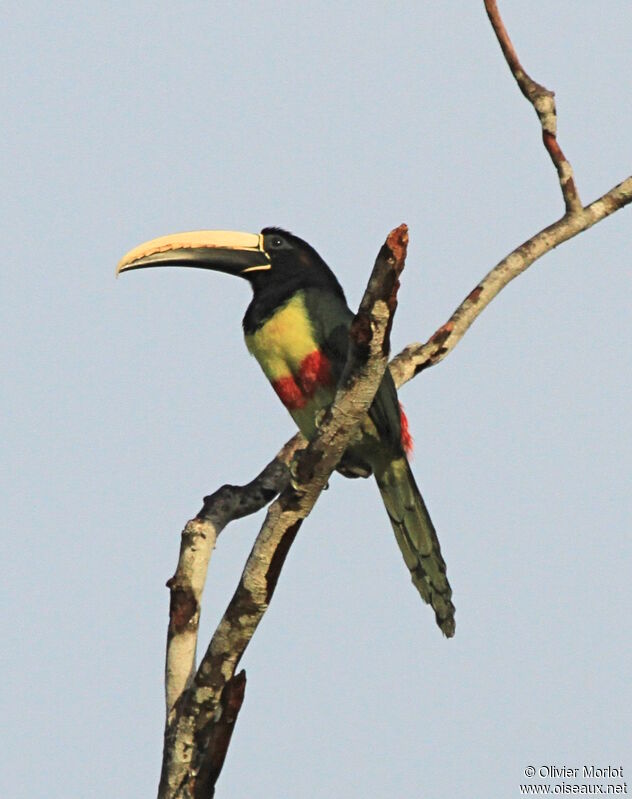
left=242, top=270, right=346, bottom=335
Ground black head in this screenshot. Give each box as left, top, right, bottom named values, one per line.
left=252, top=227, right=345, bottom=297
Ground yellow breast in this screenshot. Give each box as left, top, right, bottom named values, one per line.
left=245, top=291, right=317, bottom=382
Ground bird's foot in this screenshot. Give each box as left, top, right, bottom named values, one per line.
left=314, top=408, right=327, bottom=429
left=336, top=453, right=372, bottom=479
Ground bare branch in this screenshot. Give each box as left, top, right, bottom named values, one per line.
left=389, top=176, right=632, bottom=387
left=158, top=6, right=632, bottom=795
left=390, top=2, right=632, bottom=387
left=163, top=434, right=304, bottom=715
left=484, top=0, right=581, bottom=212
left=158, top=225, right=409, bottom=799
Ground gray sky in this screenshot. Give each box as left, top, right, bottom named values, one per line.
left=2, top=2, right=630, bottom=797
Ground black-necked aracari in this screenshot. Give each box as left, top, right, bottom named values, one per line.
left=118, top=228, right=455, bottom=636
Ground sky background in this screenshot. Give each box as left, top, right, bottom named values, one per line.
left=2, top=2, right=630, bottom=797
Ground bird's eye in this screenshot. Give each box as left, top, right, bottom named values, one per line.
left=270, top=236, right=284, bottom=248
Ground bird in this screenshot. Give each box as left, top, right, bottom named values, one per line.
left=118, top=227, right=455, bottom=636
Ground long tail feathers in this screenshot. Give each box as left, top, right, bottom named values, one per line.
left=375, top=456, right=455, bottom=637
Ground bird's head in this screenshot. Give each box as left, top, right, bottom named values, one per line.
left=117, top=226, right=344, bottom=297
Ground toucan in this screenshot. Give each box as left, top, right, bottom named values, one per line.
left=118, top=228, right=455, bottom=636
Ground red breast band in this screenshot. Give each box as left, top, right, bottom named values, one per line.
left=271, top=350, right=333, bottom=410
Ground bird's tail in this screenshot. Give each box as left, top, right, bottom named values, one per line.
left=375, top=456, right=455, bottom=637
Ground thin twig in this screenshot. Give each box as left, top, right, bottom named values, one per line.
left=484, top=0, right=582, bottom=213
left=389, top=180, right=631, bottom=388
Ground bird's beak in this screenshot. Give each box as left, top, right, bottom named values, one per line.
left=116, top=230, right=271, bottom=277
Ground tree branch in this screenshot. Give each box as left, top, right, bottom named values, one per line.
left=163, top=434, right=304, bottom=715
left=388, top=0, right=631, bottom=386
left=157, top=4, right=632, bottom=795
left=484, top=0, right=582, bottom=213
left=389, top=176, right=632, bottom=387
left=158, top=225, right=409, bottom=799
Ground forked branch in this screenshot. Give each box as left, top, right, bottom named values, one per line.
left=158, top=2, right=631, bottom=796
left=388, top=0, right=631, bottom=385
left=163, top=433, right=304, bottom=715
left=389, top=177, right=631, bottom=387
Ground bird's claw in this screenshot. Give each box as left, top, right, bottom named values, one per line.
left=314, top=408, right=327, bottom=429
